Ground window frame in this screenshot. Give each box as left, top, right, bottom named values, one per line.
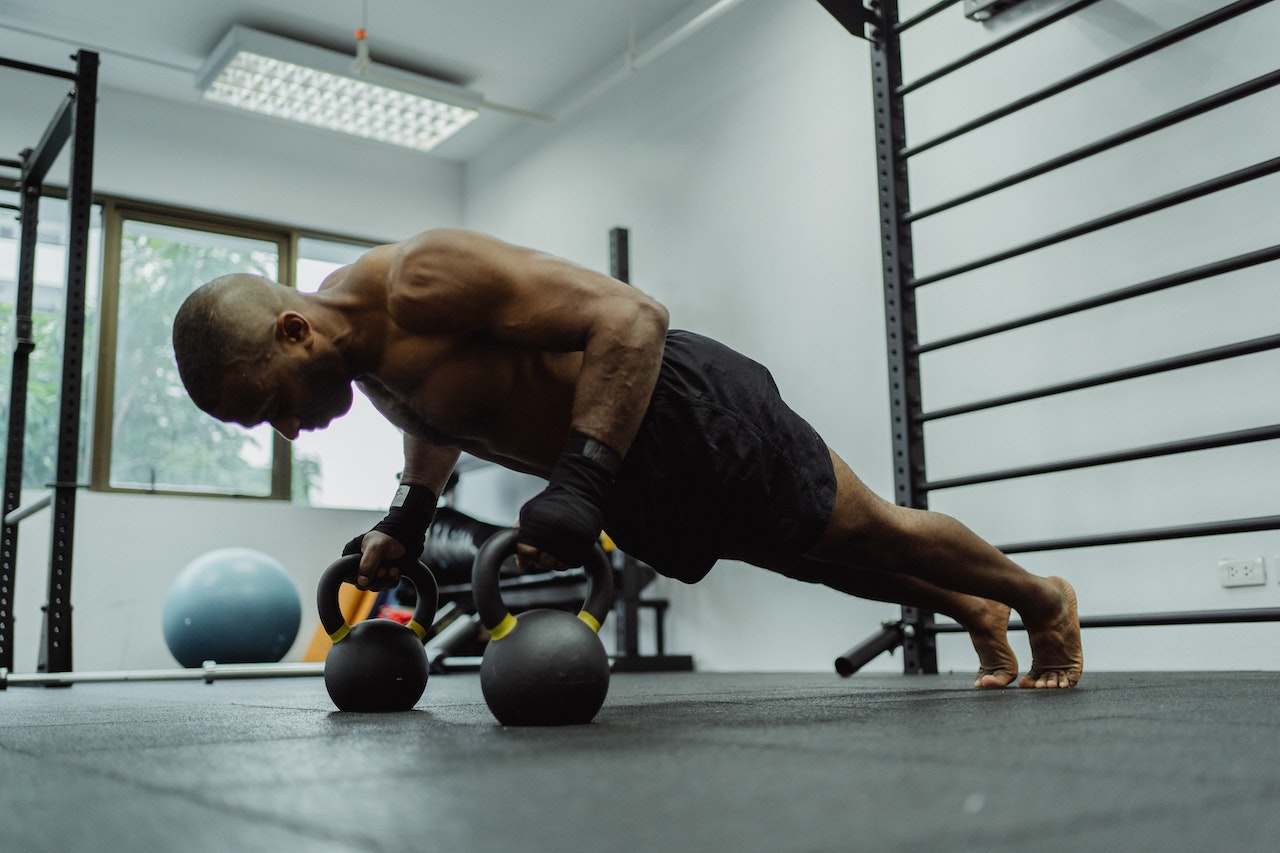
left=89, top=199, right=379, bottom=501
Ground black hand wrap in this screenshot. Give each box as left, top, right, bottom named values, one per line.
left=343, top=482, right=438, bottom=564
left=517, top=428, right=622, bottom=567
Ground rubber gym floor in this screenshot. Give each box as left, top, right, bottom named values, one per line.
left=1, top=669, right=1277, bottom=853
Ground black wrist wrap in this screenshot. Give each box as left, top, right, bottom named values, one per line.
left=517, top=429, right=622, bottom=567
left=343, top=483, right=438, bottom=562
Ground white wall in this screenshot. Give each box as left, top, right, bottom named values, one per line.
left=465, top=0, right=1280, bottom=673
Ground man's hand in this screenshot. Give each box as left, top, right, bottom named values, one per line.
left=342, top=530, right=409, bottom=590
left=515, top=429, right=620, bottom=572
left=341, top=481, right=439, bottom=589
left=515, top=486, right=604, bottom=571
left=514, top=541, right=572, bottom=573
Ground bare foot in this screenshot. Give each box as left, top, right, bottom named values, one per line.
left=966, top=599, right=1018, bottom=688
left=1019, top=577, right=1083, bottom=689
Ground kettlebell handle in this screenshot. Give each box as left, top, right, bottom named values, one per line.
left=316, top=555, right=439, bottom=645
left=472, top=528, right=614, bottom=640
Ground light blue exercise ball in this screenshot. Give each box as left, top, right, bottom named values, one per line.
left=162, top=547, right=302, bottom=668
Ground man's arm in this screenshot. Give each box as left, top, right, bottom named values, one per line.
left=387, top=229, right=670, bottom=569
left=387, top=229, right=669, bottom=455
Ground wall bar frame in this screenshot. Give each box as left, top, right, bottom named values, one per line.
left=819, top=0, right=1280, bottom=675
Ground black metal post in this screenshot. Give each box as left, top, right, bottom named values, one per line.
left=0, top=174, right=43, bottom=674
left=870, top=0, right=936, bottom=674
left=873, top=1, right=936, bottom=674
left=38, top=51, right=98, bottom=675
left=609, top=227, right=629, bottom=285
left=607, top=226, right=641, bottom=661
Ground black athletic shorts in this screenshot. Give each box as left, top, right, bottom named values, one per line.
left=602, top=330, right=837, bottom=583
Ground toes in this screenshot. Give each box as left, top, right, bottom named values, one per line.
left=1018, top=669, right=1078, bottom=689
left=975, top=670, right=1015, bottom=689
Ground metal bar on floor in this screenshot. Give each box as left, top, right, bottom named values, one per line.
left=1, top=661, right=325, bottom=689
left=928, top=606, right=1280, bottom=633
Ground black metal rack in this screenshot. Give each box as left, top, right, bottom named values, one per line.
left=820, top=0, right=1279, bottom=674
left=1, top=51, right=98, bottom=676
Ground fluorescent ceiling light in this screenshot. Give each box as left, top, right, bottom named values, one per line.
left=196, top=26, right=482, bottom=153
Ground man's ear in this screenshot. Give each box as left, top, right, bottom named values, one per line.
left=277, top=311, right=312, bottom=348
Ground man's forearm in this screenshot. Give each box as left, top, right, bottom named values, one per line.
left=400, top=434, right=461, bottom=495
left=570, top=300, right=668, bottom=456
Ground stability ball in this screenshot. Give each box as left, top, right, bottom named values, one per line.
left=162, top=547, right=302, bottom=668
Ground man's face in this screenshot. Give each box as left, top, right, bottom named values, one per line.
left=212, top=348, right=354, bottom=441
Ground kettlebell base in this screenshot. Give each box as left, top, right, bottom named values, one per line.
left=479, top=610, right=611, bottom=726
left=481, top=680, right=609, bottom=727
left=324, top=619, right=429, bottom=713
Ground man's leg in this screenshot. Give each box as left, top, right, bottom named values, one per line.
left=799, top=449, right=1082, bottom=688
left=725, top=543, right=1022, bottom=687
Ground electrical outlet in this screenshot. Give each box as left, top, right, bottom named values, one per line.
left=1219, top=557, right=1266, bottom=588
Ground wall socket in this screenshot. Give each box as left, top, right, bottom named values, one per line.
left=1219, top=557, right=1266, bottom=587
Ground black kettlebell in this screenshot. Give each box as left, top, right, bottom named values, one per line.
left=473, top=528, right=613, bottom=726
left=316, top=555, right=438, bottom=712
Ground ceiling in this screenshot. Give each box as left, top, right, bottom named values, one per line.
left=0, top=0, right=727, bottom=162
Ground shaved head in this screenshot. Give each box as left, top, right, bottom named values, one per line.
left=172, top=274, right=291, bottom=414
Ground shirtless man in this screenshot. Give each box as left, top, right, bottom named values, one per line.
left=172, top=228, right=1082, bottom=689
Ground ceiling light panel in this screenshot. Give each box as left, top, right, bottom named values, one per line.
left=197, top=26, right=480, bottom=153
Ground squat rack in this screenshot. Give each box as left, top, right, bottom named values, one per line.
left=819, top=0, right=1280, bottom=674
left=0, top=50, right=99, bottom=677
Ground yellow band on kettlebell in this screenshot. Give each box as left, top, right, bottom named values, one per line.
left=407, top=619, right=428, bottom=641
left=577, top=611, right=601, bottom=633
left=489, top=612, right=518, bottom=641
left=328, top=623, right=351, bottom=644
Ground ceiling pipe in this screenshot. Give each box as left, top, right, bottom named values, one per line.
left=548, top=0, right=749, bottom=120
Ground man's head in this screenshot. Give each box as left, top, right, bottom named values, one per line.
left=172, top=274, right=354, bottom=439
left=173, top=274, right=280, bottom=413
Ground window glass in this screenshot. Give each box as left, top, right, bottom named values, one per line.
left=291, top=236, right=404, bottom=509
left=108, top=217, right=279, bottom=495
left=0, top=192, right=102, bottom=489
